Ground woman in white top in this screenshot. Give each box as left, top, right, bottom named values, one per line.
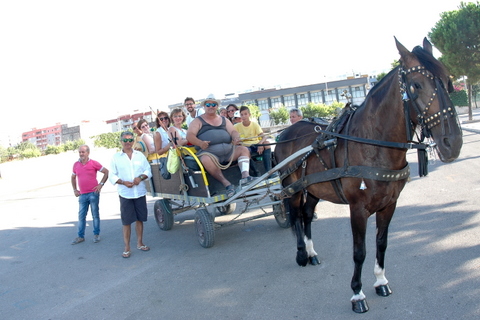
left=137, top=119, right=157, bottom=162
left=154, top=111, right=171, bottom=157
left=168, top=108, right=189, bottom=146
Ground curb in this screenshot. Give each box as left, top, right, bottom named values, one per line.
left=462, top=127, right=480, bottom=134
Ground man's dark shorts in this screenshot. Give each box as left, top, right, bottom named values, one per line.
left=119, top=195, right=148, bottom=225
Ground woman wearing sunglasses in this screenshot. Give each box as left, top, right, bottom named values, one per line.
left=187, top=95, right=254, bottom=198
left=154, top=111, right=172, bottom=157
left=226, top=103, right=238, bottom=124
left=137, top=119, right=157, bottom=162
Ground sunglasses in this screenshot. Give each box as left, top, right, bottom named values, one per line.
left=140, top=124, right=149, bottom=129
left=205, top=103, right=218, bottom=108
left=122, top=138, right=134, bottom=143
left=228, top=109, right=235, bottom=112
left=158, top=116, right=169, bottom=121
left=185, top=103, right=194, bottom=106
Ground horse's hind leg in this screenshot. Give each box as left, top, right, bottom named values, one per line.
left=303, top=192, right=320, bottom=265
left=374, top=203, right=396, bottom=297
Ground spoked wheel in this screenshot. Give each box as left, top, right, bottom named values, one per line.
left=216, top=202, right=236, bottom=216
left=194, top=209, right=215, bottom=248
left=154, top=199, right=174, bottom=231
left=273, top=198, right=290, bottom=228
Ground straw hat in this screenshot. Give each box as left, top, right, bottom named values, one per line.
left=201, top=93, right=221, bottom=106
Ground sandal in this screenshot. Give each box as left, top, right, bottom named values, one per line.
left=225, top=185, right=235, bottom=198
left=137, top=245, right=150, bottom=251
left=122, top=251, right=131, bottom=258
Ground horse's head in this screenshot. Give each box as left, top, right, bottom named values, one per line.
left=396, top=37, right=463, bottom=163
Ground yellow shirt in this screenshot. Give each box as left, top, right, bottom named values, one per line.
left=234, top=121, right=263, bottom=146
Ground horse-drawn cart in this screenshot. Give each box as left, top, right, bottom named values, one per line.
left=145, top=147, right=294, bottom=248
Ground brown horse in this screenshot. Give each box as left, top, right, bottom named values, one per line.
left=274, top=38, right=463, bottom=313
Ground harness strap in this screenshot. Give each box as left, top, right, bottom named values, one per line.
left=314, top=129, right=428, bottom=150
left=282, top=164, right=410, bottom=198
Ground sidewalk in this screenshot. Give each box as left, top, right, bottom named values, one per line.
left=458, top=107, right=480, bottom=134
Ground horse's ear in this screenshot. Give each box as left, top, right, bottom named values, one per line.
left=395, top=37, right=414, bottom=66
left=423, top=37, right=433, bottom=55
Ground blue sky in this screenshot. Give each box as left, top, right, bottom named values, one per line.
left=0, top=0, right=464, bottom=145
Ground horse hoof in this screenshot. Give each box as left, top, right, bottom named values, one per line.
left=375, top=284, right=392, bottom=297
left=309, top=256, right=320, bottom=265
left=351, top=299, right=369, bottom=313
left=296, top=251, right=309, bottom=267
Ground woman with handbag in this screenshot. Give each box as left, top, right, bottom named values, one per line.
left=168, top=108, right=189, bottom=146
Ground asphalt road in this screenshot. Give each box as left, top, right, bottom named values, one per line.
left=1, top=130, right=479, bottom=320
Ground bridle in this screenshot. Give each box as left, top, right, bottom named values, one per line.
left=398, top=65, right=456, bottom=140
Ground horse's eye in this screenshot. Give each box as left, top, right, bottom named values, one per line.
left=414, top=83, right=422, bottom=90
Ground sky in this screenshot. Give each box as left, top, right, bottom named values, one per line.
left=0, top=0, right=464, bottom=146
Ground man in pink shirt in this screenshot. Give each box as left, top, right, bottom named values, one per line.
left=71, top=145, right=109, bottom=244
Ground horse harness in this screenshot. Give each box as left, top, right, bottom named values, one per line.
left=280, top=64, right=455, bottom=203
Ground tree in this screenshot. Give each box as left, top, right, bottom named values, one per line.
left=269, top=106, right=289, bottom=125
left=301, top=102, right=337, bottom=119
left=45, top=145, right=63, bottom=155
left=429, top=2, right=480, bottom=120
left=377, top=59, right=401, bottom=82
left=92, top=132, right=123, bottom=149
left=245, top=104, right=261, bottom=122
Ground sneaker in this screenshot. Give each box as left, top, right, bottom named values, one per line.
left=71, top=237, right=85, bottom=245
left=239, top=176, right=256, bottom=186
left=93, top=235, right=100, bottom=243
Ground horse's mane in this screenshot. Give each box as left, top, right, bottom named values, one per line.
left=361, top=67, right=398, bottom=107
left=411, top=46, right=448, bottom=79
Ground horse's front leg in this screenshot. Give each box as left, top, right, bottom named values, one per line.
left=374, top=203, right=396, bottom=297
left=289, top=194, right=308, bottom=266
left=303, top=192, right=320, bottom=265
left=350, top=207, right=369, bottom=313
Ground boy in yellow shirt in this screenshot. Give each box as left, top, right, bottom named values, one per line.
left=234, top=106, right=273, bottom=175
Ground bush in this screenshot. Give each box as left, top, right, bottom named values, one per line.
left=450, top=90, right=468, bottom=107
left=45, top=145, right=63, bottom=155
left=20, top=148, right=41, bottom=158
left=270, top=106, right=289, bottom=125
left=301, top=102, right=338, bottom=119
left=92, top=132, right=123, bottom=149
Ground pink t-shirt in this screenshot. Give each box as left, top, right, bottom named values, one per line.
left=72, top=159, right=104, bottom=194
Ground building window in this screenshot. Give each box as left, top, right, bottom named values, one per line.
left=325, top=90, right=334, bottom=103
left=258, top=99, right=269, bottom=111
left=310, top=91, right=322, bottom=104
left=352, top=85, right=364, bottom=98
left=297, top=93, right=308, bottom=107
left=244, top=100, right=256, bottom=106
left=283, top=95, right=295, bottom=108
left=271, top=97, right=281, bottom=109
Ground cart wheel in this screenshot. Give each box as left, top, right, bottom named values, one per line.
left=194, top=209, right=215, bottom=248
left=154, top=199, right=174, bottom=231
left=216, top=203, right=237, bottom=215
left=273, top=199, right=290, bottom=228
